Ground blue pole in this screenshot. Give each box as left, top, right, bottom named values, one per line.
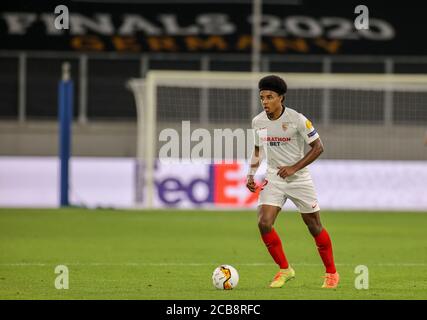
left=59, top=62, right=73, bottom=207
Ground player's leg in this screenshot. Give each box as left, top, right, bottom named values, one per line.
left=257, top=204, right=280, bottom=234
left=301, top=211, right=336, bottom=271
left=300, top=210, right=322, bottom=237
left=258, top=181, right=295, bottom=288
left=286, top=180, right=339, bottom=288
left=258, top=204, right=287, bottom=269
left=258, top=204, right=295, bottom=287
left=300, top=211, right=339, bottom=288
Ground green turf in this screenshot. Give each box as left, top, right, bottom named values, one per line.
left=0, top=208, right=426, bottom=300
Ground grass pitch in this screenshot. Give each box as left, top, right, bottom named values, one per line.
left=0, top=208, right=426, bottom=300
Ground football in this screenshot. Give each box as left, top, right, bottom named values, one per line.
left=212, top=265, right=239, bottom=290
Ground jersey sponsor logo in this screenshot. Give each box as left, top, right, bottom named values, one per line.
left=261, top=136, right=291, bottom=142
left=305, top=119, right=313, bottom=129
left=307, top=129, right=317, bottom=138
left=312, top=202, right=318, bottom=209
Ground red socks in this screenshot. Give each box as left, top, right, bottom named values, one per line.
left=261, top=227, right=336, bottom=274
left=261, top=228, right=289, bottom=269
left=314, top=228, right=336, bottom=274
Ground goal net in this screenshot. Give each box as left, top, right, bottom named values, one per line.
left=128, top=71, right=427, bottom=209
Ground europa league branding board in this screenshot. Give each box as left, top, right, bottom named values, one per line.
left=1, top=0, right=426, bottom=55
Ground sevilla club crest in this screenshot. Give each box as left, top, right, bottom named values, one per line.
left=282, top=123, right=288, bottom=132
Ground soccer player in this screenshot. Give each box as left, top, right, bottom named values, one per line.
left=246, top=75, right=339, bottom=289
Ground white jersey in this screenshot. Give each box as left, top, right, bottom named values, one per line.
left=252, top=106, right=320, bottom=182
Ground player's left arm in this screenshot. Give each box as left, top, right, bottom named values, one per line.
left=277, top=138, right=323, bottom=178
left=277, top=115, right=323, bottom=178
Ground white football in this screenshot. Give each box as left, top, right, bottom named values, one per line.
left=212, top=265, right=239, bottom=290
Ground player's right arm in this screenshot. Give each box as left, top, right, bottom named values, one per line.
left=247, top=118, right=262, bottom=193
left=246, top=145, right=261, bottom=193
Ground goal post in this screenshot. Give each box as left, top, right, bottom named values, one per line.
left=128, top=71, right=427, bottom=209
left=58, top=62, right=74, bottom=207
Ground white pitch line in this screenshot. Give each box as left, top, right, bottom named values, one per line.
left=0, top=262, right=426, bottom=267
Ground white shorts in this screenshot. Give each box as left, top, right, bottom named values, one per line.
left=258, top=178, right=320, bottom=213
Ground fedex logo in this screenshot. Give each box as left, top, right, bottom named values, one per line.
left=145, top=162, right=263, bottom=208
